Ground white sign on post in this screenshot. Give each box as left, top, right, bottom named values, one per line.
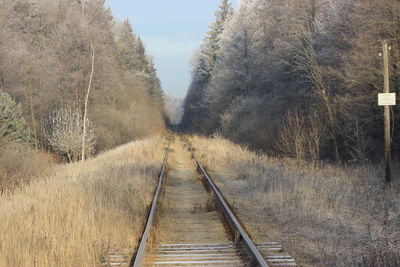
left=378, top=93, right=396, bottom=106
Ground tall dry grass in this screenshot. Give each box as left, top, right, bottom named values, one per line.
left=0, top=137, right=166, bottom=267
left=190, top=135, right=400, bottom=266
left=0, top=143, right=55, bottom=191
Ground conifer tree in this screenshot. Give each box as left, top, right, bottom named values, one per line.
left=181, top=0, right=234, bottom=132
left=117, top=20, right=151, bottom=73
left=146, top=57, right=164, bottom=104
left=0, top=92, right=33, bottom=145
left=196, top=0, right=234, bottom=81
left=136, top=37, right=149, bottom=72
left=117, top=19, right=140, bottom=71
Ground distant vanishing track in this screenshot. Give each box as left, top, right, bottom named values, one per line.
left=104, top=137, right=297, bottom=267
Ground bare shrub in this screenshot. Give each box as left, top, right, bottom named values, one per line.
left=276, top=109, right=307, bottom=161
left=45, top=104, right=96, bottom=162
left=277, top=109, right=328, bottom=163
left=307, top=110, right=328, bottom=163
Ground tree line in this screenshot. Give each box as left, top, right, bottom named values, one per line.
left=0, top=0, right=165, bottom=161
left=182, top=0, right=400, bottom=162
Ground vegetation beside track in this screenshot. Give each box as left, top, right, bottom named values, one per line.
left=0, top=137, right=166, bottom=267
left=190, top=135, right=400, bottom=266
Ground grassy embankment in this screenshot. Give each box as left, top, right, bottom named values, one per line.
left=191, top=135, right=400, bottom=266
left=0, top=137, right=166, bottom=267
left=0, top=143, right=55, bottom=191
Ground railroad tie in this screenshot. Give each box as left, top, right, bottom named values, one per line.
left=144, top=242, right=249, bottom=266
left=100, top=249, right=129, bottom=266
left=132, top=141, right=298, bottom=267
left=256, top=242, right=297, bottom=266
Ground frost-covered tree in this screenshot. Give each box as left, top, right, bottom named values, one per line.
left=196, top=0, right=234, bottom=82
left=116, top=20, right=163, bottom=104
left=0, top=0, right=165, bottom=152
left=146, top=57, right=164, bottom=104
left=182, top=0, right=400, bottom=162
left=117, top=19, right=147, bottom=72
left=45, top=104, right=96, bottom=162
left=135, top=37, right=149, bottom=72
left=181, top=0, right=233, bottom=132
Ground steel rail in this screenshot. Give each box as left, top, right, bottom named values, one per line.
left=132, top=141, right=170, bottom=267
left=189, top=146, right=269, bottom=267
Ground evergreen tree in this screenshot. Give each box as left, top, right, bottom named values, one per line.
left=136, top=37, right=149, bottom=72
left=181, top=0, right=234, bottom=132
left=117, top=19, right=140, bottom=71
left=0, top=91, right=33, bottom=145
left=117, top=20, right=151, bottom=73
left=147, top=57, right=164, bottom=104
left=196, top=0, right=234, bottom=81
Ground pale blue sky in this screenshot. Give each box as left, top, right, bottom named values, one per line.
left=105, top=0, right=238, bottom=98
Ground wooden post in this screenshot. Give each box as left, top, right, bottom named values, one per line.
left=382, top=40, right=391, bottom=183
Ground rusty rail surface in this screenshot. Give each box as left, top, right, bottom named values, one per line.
left=188, top=146, right=269, bottom=267
left=132, top=141, right=170, bottom=267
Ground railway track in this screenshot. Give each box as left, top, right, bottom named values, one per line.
left=103, top=138, right=297, bottom=267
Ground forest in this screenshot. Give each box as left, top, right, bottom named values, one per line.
left=0, top=0, right=165, bottom=186
left=182, top=0, right=400, bottom=164
left=1, top=1, right=400, bottom=266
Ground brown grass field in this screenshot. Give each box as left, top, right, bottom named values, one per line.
left=0, top=143, right=55, bottom=191
left=190, top=135, right=400, bottom=266
left=0, top=137, right=166, bottom=267
left=2, top=134, right=399, bottom=266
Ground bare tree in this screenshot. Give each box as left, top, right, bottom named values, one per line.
left=284, top=3, right=340, bottom=161
left=81, top=38, right=95, bottom=162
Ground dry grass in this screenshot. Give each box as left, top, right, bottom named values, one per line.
left=0, top=143, right=55, bottom=191
left=0, top=136, right=166, bottom=267
left=190, top=135, right=400, bottom=266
